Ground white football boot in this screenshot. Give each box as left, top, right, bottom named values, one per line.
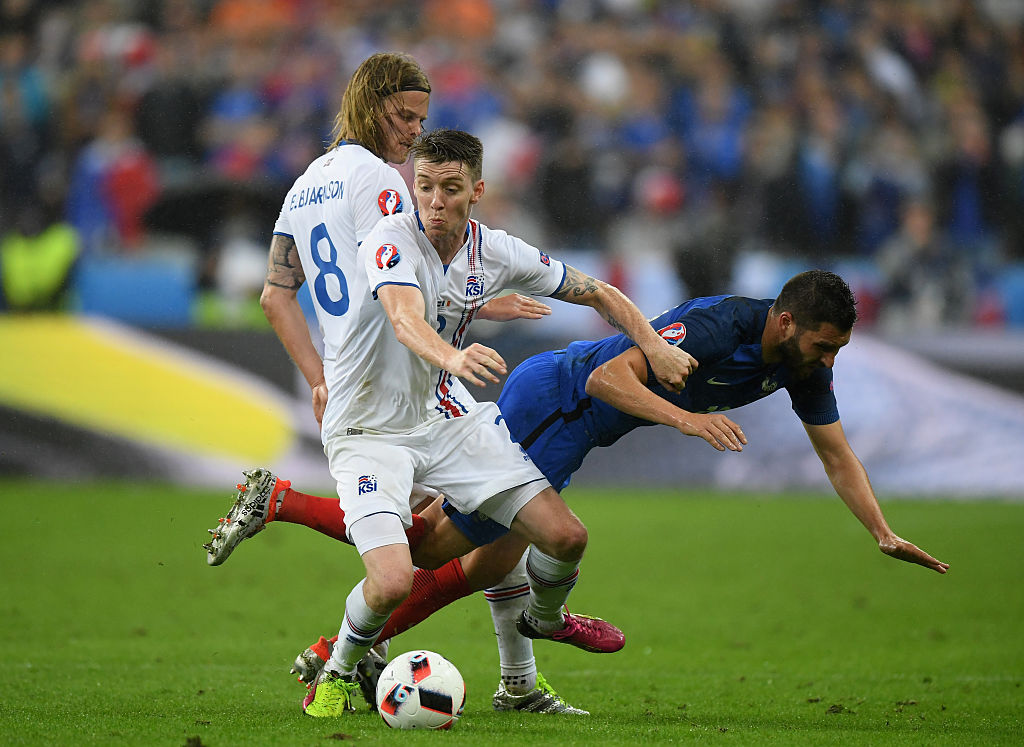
left=203, top=468, right=283, bottom=565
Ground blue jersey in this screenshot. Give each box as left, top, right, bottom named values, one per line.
left=447, top=295, right=841, bottom=545
left=499, top=295, right=839, bottom=491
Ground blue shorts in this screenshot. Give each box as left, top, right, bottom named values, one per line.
left=442, top=351, right=594, bottom=547
left=499, top=351, right=591, bottom=493
left=442, top=498, right=510, bottom=546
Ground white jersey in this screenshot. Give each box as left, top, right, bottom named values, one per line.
left=272, top=141, right=411, bottom=377
left=430, top=217, right=565, bottom=419
left=325, top=211, right=446, bottom=434
left=324, top=211, right=565, bottom=436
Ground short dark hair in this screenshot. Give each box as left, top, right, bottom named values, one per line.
left=409, top=128, right=483, bottom=182
left=774, top=270, right=858, bottom=331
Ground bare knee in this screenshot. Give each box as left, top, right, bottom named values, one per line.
left=364, top=567, right=414, bottom=613
left=540, top=520, right=588, bottom=561
left=512, top=491, right=589, bottom=561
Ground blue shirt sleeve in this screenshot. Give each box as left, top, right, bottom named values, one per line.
left=787, top=369, right=840, bottom=425
left=642, top=296, right=746, bottom=383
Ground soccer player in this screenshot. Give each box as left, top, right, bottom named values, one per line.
left=211, top=270, right=949, bottom=701
left=207, top=51, right=628, bottom=716
left=234, top=124, right=698, bottom=719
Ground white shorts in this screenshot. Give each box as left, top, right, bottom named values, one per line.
left=323, top=401, right=550, bottom=540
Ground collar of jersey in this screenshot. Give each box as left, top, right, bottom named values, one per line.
left=414, top=211, right=473, bottom=271
left=336, top=139, right=385, bottom=163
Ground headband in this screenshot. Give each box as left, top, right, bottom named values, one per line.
left=384, top=84, right=431, bottom=95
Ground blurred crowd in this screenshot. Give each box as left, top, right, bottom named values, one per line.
left=2, top=0, right=1024, bottom=330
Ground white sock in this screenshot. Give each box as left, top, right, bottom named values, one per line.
left=523, top=546, right=578, bottom=633
left=372, top=639, right=390, bottom=660
left=327, top=579, right=389, bottom=676
left=484, top=550, right=537, bottom=694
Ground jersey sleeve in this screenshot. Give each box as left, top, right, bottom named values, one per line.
left=787, top=370, right=840, bottom=425
left=651, top=301, right=738, bottom=365
left=350, top=163, right=412, bottom=246
left=363, top=216, right=424, bottom=298
left=272, top=201, right=292, bottom=237
left=488, top=227, right=566, bottom=296
left=641, top=297, right=751, bottom=390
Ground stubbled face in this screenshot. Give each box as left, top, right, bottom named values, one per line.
left=777, top=321, right=851, bottom=379
left=380, top=90, right=429, bottom=164
left=413, top=159, right=483, bottom=251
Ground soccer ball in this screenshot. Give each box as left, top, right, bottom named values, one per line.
left=376, top=650, right=466, bottom=730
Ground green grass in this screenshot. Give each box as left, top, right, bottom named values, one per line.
left=1, top=481, right=1021, bottom=745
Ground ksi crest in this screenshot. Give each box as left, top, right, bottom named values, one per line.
left=466, top=274, right=484, bottom=297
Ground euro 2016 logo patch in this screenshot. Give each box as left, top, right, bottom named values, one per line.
left=358, top=475, right=378, bottom=495
left=466, top=274, right=484, bottom=297
left=378, top=189, right=404, bottom=216
left=376, top=244, right=401, bottom=270
left=538, top=250, right=550, bottom=266
left=657, top=322, right=686, bottom=343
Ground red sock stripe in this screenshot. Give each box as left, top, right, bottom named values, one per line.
left=343, top=610, right=384, bottom=641
left=525, top=564, right=579, bottom=589
left=484, top=584, right=530, bottom=602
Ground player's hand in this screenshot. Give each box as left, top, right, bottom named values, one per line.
left=879, top=534, right=949, bottom=574
left=649, top=345, right=697, bottom=392
left=311, top=381, right=328, bottom=427
left=448, top=342, right=507, bottom=387
left=477, top=294, right=552, bottom=322
left=676, top=412, right=747, bottom=452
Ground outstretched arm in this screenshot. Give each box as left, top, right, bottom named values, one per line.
left=476, top=293, right=552, bottom=321
left=260, top=234, right=329, bottom=425
left=377, top=283, right=507, bottom=387
left=804, top=420, right=949, bottom=574
left=552, top=265, right=696, bottom=391
left=585, top=347, right=746, bottom=452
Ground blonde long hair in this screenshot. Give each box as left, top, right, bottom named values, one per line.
left=328, top=53, right=431, bottom=157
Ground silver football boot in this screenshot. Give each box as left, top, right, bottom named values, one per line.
left=492, top=673, right=589, bottom=715
left=203, top=468, right=281, bottom=565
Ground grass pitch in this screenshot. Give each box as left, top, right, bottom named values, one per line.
left=1, top=480, right=1021, bottom=745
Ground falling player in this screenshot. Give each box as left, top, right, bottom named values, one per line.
left=208, top=269, right=947, bottom=712
left=222, top=124, right=698, bottom=718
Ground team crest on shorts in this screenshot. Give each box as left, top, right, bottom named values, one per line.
left=378, top=189, right=404, bottom=215
left=657, top=322, right=686, bottom=343
left=358, top=475, right=378, bottom=495
left=376, top=244, right=401, bottom=269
